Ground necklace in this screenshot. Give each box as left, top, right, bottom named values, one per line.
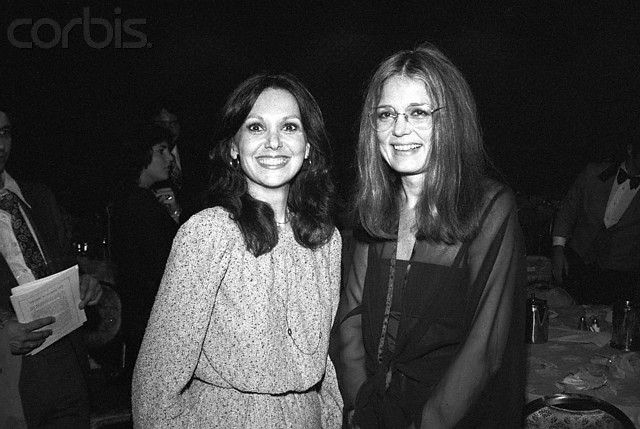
left=281, top=296, right=322, bottom=355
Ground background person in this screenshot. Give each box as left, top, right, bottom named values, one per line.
left=337, top=43, right=526, bottom=428
left=552, top=136, right=640, bottom=304
left=110, top=126, right=180, bottom=377
left=132, top=73, right=343, bottom=428
left=147, top=101, right=209, bottom=223
left=0, top=106, right=102, bottom=429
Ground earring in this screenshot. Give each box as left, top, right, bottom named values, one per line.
left=229, top=158, right=239, bottom=169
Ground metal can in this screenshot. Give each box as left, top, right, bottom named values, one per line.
left=610, top=300, right=640, bottom=351
left=526, top=293, right=548, bottom=344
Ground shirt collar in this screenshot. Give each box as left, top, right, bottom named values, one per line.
left=0, top=171, right=32, bottom=209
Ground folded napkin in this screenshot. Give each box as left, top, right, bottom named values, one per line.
left=552, top=328, right=611, bottom=347
left=591, top=352, right=640, bottom=379
left=557, top=367, right=608, bottom=391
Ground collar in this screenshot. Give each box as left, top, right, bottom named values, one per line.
left=598, top=163, right=621, bottom=182
left=0, top=171, right=32, bottom=209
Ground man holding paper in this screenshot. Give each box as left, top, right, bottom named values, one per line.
left=0, top=106, right=102, bottom=429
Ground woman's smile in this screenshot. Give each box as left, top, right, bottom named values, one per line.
left=256, top=155, right=290, bottom=168
left=391, top=143, right=423, bottom=152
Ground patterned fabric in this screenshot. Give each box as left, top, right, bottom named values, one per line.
left=170, top=160, right=182, bottom=191
left=525, top=406, right=628, bottom=429
left=0, top=190, right=47, bottom=279
left=132, top=207, right=343, bottom=428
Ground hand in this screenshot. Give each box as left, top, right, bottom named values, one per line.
left=345, top=409, right=360, bottom=429
left=552, top=246, right=569, bottom=284
left=154, top=187, right=179, bottom=209
left=154, top=187, right=182, bottom=221
left=79, top=274, right=102, bottom=309
left=6, top=316, right=55, bottom=355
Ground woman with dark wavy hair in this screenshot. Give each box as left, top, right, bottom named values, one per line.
left=132, top=73, right=343, bottom=428
left=337, top=43, right=526, bottom=428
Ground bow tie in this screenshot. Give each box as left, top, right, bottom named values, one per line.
left=617, top=168, right=640, bottom=190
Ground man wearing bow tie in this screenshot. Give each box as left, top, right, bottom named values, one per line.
left=552, top=139, right=640, bottom=304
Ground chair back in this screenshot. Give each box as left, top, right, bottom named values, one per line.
left=84, top=282, right=122, bottom=349
left=523, top=393, right=635, bottom=429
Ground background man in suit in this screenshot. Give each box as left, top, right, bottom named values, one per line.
left=0, top=106, right=103, bottom=428
left=552, top=137, right=640, bottom=304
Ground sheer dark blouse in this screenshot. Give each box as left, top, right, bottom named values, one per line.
left=337, top=182, right=527, bottom=428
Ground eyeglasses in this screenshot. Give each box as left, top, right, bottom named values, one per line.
left=369, top=105, right=444, bottom=132
left=0, top=127, right=12, bottom=138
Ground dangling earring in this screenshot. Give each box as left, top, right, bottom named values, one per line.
left=230, top=157, right=239, bottom=169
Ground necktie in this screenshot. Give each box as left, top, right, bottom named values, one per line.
left=0, top=190, right=48, bottom=279
left=616, top=168, right=640, bottom=190
left=170, top=161, right=183, bottom=191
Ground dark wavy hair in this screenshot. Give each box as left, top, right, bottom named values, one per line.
left=121, top=125, right=173, bottom=186
left=207, top=73, right=335, bottom=256
left=355, top=42, right=489, bottom=243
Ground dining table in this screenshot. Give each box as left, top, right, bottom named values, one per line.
left=526, top=304, right=640, bottom=427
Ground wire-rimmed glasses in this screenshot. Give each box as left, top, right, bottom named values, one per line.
left=369, top=104, right=444, bottom=132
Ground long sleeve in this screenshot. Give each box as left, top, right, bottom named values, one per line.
left=319, top=231, right=345, bottom=427
left=552, top=165, right=590, bottom=239
left=336, top=237, right=370, bottom=411
left=131, top=211, right=232, bottom=428
left=419, top=187, right=526, bottom=428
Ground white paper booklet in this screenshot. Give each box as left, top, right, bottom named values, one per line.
left=10, top=265, right=86, bottom=355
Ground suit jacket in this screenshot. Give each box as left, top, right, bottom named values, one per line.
left=553, top=162, right=640, bottom=272
left=0, top=181, right=75, bottom=312
left=0, top=181, right=81, bottom=429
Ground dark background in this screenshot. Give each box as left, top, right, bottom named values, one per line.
left=2, top=0, right=639, bottom=222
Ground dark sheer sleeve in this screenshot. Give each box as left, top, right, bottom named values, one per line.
left=419, top=185, right=526, bottom=428
left=336, top=235, right=370, bottom=413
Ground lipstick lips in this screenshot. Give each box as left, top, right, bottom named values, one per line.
left=391, top=143, right=422, bottom=151
left=256, top=156, right=290, bottom=168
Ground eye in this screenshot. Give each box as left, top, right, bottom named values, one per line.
left=0, top=128, right=11, bottom=137
left=409, top=107, right=430, bottom=118
left=282, top=122, right=300, bottom=133
left=246, top=122, right=264, bottom=133
left=376, top=109, right=396, bottom=121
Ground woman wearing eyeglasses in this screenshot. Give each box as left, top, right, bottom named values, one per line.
left=337, top=43, right=526, bottom=428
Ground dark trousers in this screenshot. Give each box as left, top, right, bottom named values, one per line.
left=564, top=248, right=640, bottom=305
left=19, top=336, right=90, bottom=429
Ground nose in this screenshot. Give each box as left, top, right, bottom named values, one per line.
left=265, top=131, right=282, bottom=150
left=165, top=151, right=174, bottom=163
left=392, top=113, right=411, bottom=137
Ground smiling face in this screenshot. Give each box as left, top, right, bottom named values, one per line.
left=376, top=75, right=436, bottom=179
left=139, top=141, right=173, bottom=188
left=231, top=88, right=310, bottom=201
